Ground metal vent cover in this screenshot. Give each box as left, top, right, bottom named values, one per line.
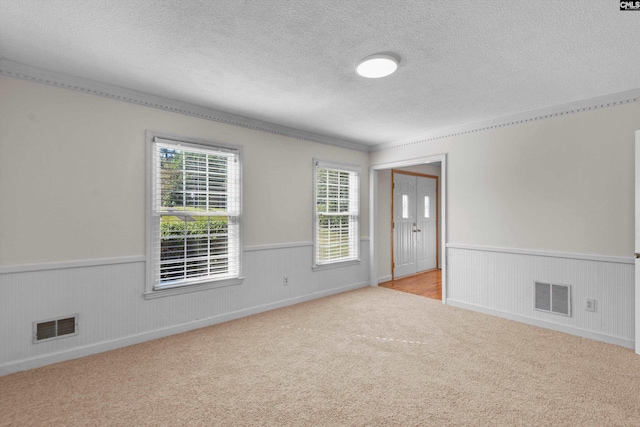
left=535, top=282, right=571, bottom=317
left=33, top=315, right=78, bottom=343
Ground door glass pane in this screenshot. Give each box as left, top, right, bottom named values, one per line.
left=424, top=196, right=430, bottom=218
left=402, top=194, right=409, bottom=218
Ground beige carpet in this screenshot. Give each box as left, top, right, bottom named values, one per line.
left=1, top=287, right=640, bottom=426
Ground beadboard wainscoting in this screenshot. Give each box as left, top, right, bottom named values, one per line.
left=0, top=240, right=369, bottom=376
left=446, top=244, right=635, bottom=348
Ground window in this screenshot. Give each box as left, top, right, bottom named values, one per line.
left=146, top=133, right=242, bottom=296
left=402, top=194, right=409, bottom=219
left=424, top=196, right=430, bottom=218
left=313, top=159, right=360, bottom=268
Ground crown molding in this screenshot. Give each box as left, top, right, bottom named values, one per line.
left=372, top=89, right=640, bottom=152
left=4, top=58, right=638, bottom=155
left=0, top=59, right=370, bottom=153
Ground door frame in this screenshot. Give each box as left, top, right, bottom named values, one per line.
left=369, top=154, right=447, bottom=303
left=391, top=169, right=439, bottom=280
left=635, top=129, right=639, bottom=355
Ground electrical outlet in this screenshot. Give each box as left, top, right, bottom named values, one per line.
left=585, top=298, right=596, bottom=312
left=283, top=276, right=289, bottom=286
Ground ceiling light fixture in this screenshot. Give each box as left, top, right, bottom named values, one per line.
left=356, top=53, right=399, bottom=78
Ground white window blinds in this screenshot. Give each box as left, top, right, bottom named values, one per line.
left=314, top=160, right=360, bottom=265
left=150, top=137, right=241, bottom=290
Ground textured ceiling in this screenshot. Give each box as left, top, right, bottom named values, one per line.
left=1, top=0, right=639, bottom=147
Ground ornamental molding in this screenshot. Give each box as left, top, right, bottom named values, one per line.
left=373, top=89, right=640, bottom=152
left=0, top=59, right=369, bottom=153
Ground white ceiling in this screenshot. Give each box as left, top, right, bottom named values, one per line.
left=1, top=0, right=639, bottom=148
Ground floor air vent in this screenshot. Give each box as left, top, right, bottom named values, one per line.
left=535, top=282, right=571, bottom=316
left=34, top=315, right=78, bottom=343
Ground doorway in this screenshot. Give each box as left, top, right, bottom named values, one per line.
left=368, top=154, right=447, bottom=303
left=379, top=270, right=442, bottom=300
left=635, top=129, right=640, bottom=356
left=392, top=170, right=439, bottom=279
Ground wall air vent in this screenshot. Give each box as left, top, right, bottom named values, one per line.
left=535, top=282, right=571, bottom=317
left=33, top=315, right=78, bottom=343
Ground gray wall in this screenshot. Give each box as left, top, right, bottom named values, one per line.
left=0, top=75, right=370, bottom=375
left=372, top=101, right=640, bottom=348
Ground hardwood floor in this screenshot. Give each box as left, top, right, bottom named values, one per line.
left=379, top=269, right=442, bottom=300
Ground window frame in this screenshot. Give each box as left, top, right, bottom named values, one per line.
left=312, top=158, right=361, bottom=270
left=144, top=131, right=243, bottom=299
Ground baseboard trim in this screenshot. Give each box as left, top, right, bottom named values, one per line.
left=446, top=299, right=634, bottom=350
left=0, top=281, right=369, bottom=377
left=377, top=275, right=392, bottom=284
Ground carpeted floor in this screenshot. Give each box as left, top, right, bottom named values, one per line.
left=1, top=287, right=640, bottom=426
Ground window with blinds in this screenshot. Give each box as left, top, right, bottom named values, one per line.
left=148, top=135, right=241, bottom=291
left=314, top=160, right=360, bottom=267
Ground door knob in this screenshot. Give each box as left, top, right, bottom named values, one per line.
left=635, top=253, right=640, bottom=259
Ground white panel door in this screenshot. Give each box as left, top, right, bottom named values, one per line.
left=416, top=176, right=437, bottom=271
left=393, top=173, right=438, bottom=278
left=393, top=173, right=417, bottom=278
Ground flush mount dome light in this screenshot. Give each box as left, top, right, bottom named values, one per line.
left=356, top=54, right=399, bottom=78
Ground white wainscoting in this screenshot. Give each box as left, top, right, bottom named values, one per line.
left=0, top=241, right=369, bottom=376
left=446, top=244, right=635, bottom=349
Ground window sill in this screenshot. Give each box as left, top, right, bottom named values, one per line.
left=143, top=277, right=244, bottom=300
left=312, top=259, right=360, bottom=272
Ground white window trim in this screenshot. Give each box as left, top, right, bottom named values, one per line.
left=144, top=131, right=244, bottom=299
left=312, top=158, right=361, bottom=271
